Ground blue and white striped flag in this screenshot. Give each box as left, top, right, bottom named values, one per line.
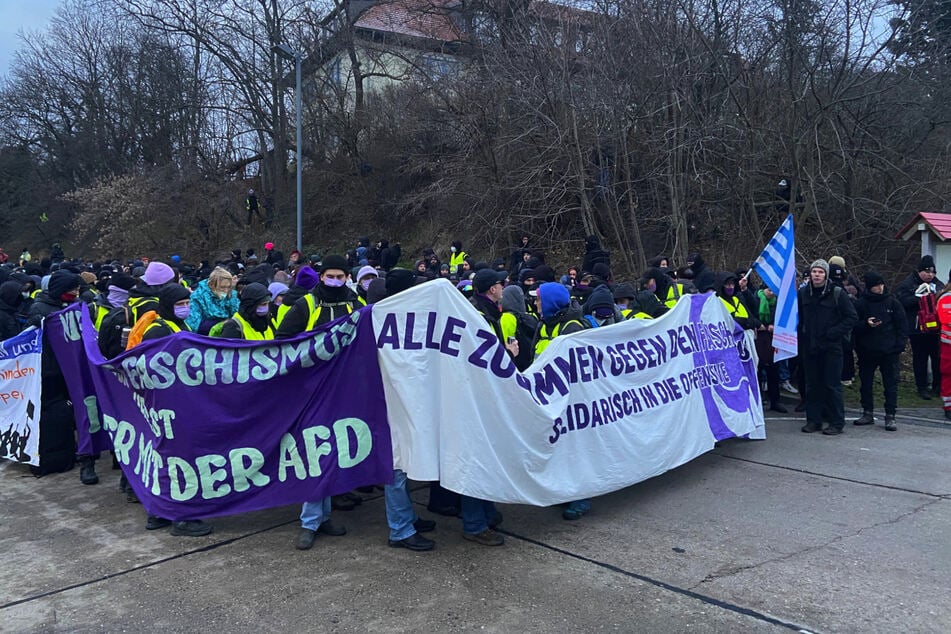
left=753, top=214, right=798, bottom=361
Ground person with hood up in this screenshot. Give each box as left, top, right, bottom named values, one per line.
left=685, top=253, right=716, bottom=293
left=895, top=255, right=943, bottom=400
left=127, top=261, right=179, bottom=326
left=217, top=283, right=275, bottom=340
left=716, top=271, right=760, bottom=331
left=798, top=259, right=858, bottom=435
left=186, top=267, right=238, bottom=334
left=500, top=284, right=538, bottom=372
left=640, top=268, right=677, bottom=315
left=414, top=259, right=434, bottom=281
left=448, top=240, right=468, bottom=275
left=581, top=235, right=610, bottom=274
left=533, top=281, right=593, bottom=521
left=379, top=239, right=401, bottom=272
left=91, top=273, right=136, bottom=330
left=141, top=284, right=193, bottom=341
left=852, top=271, right=908, bottom=430
left=0, top=280, right=23, bottom=340
left=583, top=285, right=623, bottom=327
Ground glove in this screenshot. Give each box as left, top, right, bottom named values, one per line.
left=915, top=282, right=933, bottom=296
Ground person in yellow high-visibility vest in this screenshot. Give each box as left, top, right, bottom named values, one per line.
left=715, top=271, right=759, bottom=331
left=217, top=283, right=275, bottom=340
left=448, top=240, right=468, bottom=275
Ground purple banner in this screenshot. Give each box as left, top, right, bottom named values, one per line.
left=48, top=303, right=393, bottom=520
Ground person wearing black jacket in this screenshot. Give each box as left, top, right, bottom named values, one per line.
left=581, top=235, right=610, bottom=274
left=686, top=253, right=716, bottom=293
left=379, top=240, right=401, bottom=272
left=218, top=283, right=274, bottom=340
left=798, top=259, right=859, bottom=435
left=852, top=272, right=908, bottom=430
left=0, top=280, right=23, bottom=340
left=27, top=271, right=82, bottom=477
left=894, top=255, right=943, bottom=400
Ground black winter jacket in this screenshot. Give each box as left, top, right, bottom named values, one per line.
left=894, top=270, right=944, bottom=336
left=853, top=290, right=908, bottom=357
left=797, top=283, right=858, bottom=355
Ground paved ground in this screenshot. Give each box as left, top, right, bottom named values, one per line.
left=1, top=405, right=949, bottom=633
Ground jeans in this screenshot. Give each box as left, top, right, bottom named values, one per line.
left=300, top=497, right=331, bottom=531
left=384, top=469, right=418, bottom=541
left=803, top=350, right=845, bottom=428
left=858, top=353, right=899, bottom=415
left=777, top=359, right=791, bottom=382
left=461, top=495, right=497, bottom=534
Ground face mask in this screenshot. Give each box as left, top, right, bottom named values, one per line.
left=450, top=246, right=457, bottom=253
left=361, top=279, right=373, bottom=291
left=723, top=287, right=735, bottom=296
left=647, top=281, right=657, bottom=292
left=108, top=288, right=130, bottom=306
left=21, top=291, right=30, bottom=299
left=213, top=290, right=228, bottom=300
left=617, top=302, right=628, bottom=310
left=60, top=292, right=79, bottom=303
left=323, top=277, right=346, bottom=288
left=174, top=305, right=190, bottom=319
left=255, top=304, right=270, bottom=316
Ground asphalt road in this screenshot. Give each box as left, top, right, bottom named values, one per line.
left=1, top=407, right=948, bottom=633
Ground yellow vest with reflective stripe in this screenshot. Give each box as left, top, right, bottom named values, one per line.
left=303, top=293, right=355, bottom=331
left=720, top=296, right=749, bottom=319
left=621, top=308, right=653, bottom=320
left=143, top=319, right=182, bottom=336
left=534, top=320, right=584, bottom=356
left=92, top=303, right=110, bottom=330
left=449, top=252, right=468, bottom=271
left=664, top=283, right=687, bottom=309
left=233, top=312, right=274, bottom=340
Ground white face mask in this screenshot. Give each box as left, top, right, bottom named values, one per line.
left=450, top=246, right=457, bottom=253
left=214, top=290, right=228, bottom=300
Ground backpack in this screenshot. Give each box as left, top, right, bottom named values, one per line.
left=126, top=311, right=160, bottom=349
left=97, top=305, right=131, bottom=358
left=917, top=294, right=939, bottom=332
left=207, top=318, right=235, bottom=338
left=510, top=312, right=538, bottom=371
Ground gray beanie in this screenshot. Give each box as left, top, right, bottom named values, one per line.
left=810, top=259, right=829, bottom=276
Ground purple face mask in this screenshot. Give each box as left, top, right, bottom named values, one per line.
left=107, top=287, right=129, bottom=307
left=361, top=279, right=374, bottom=291
left=323, top=277, right=345, bottom=288
left=255, top=304, right=270, bottom=316
left=173, top=305, right=191, bottom=320
left=723, top=286, right=735, bottom=296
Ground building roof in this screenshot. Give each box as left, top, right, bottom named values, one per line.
left=896, top=212, right=951, bottom=241
left=355, top=0, right=465, bottom=43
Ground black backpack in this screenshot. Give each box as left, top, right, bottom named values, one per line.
left=511, top=312, right=539, bottom=371
left=97, top=305, right=131, bottom=358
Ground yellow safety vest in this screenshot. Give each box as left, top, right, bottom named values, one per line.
left=720, top=296, right=749, bottom=320
left=664, top=283, right=687, bottom=309
left=143, top=318, right=182, bottom=336
left=534, top=320, right=584, bottom=356
left=621, top=308, right=653, bottom=320
left=232, top=312, right=274, bottom=340
left=303, top=294, right=355, bottom=331
left=92, top=303, right=110, bottom=330
left=449, top=251, right=468, bottom=271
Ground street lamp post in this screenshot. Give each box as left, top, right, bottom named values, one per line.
left=272, top=43, right=303, bottom=253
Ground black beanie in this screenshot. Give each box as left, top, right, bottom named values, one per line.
left=320, top=254, right=349, bottom=274
left=863, top=271, right=885, bottom=289
left=918, top=255, right=936, bottom=272
left=385, top=268, right=416, bottom=296
left=108, top=273, right=136, bottom=291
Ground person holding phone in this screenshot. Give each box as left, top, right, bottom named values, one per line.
left=853, top=271, right=908, bottom=430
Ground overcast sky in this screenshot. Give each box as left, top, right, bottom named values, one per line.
left=0, top=0, right=61, bottom=77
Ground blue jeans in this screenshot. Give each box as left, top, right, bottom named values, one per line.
left=300, top=497, right=331, bottom=531
left=384, top=469, right=418, bottom=541
left=461, top=495, right=497, bottom=534
left=777, top=359, right=791, bottom=381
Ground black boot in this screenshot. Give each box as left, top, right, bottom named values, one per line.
left=79, top=457, right=99, bottom=485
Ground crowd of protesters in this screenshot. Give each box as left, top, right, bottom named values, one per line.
left=0, top=234, right=946, bottom=550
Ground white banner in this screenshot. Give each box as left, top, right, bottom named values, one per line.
left=373, top=281, right=764, bottom=506
left=0, top=327, right=43, bottom=466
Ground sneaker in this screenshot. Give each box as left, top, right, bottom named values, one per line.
left=169, top=520, right=213, bottom=537
left=780, top=380, right=799, bottom=394
left=462, top=529, right=505, bottom=546
left=145, top=515, right=171, bottom=531
left=316, top=521, right=347, bottom=537
left=389, top=533, right=435, bottom=551
left=853, top=411, right=875, bottom=426
left=841, top=379, right=853, bottom=387
left=296, top=528, right=317, bottom=550
left=79, top=462, right=99, bottom=485
left=413, top=518, right=436, bottom=533
left=126, top=489, right=141, bottom=504
left=822, top=426, right=844, bottom=436
left=884, top=415, right=897, bottom=431
left=801, top=422, right=822, bottom=433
